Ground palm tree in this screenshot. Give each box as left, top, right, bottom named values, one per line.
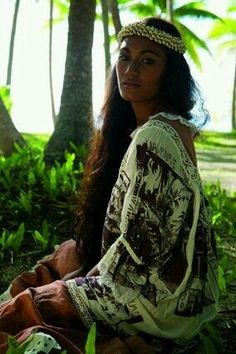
left=44, top=0, right=96, bottom=163
left=101, top=0, right=111, bottom=72
left=7, top=0, right=20, bottom=87
left=109, top=0, right=122, bottom=35
left=208, top=2, right=236, bottom=130
left=0, top=97, right=25, bottom=156
left=0, top=0, right=25, bottom=156
left=49, top=0, right=57, bottom=127
left=127, top=0, right=221, bottom=69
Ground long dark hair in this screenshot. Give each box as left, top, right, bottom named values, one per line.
left=74, top=17, right=209, bottom=273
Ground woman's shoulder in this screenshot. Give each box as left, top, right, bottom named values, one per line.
left=149, top=112, right=198, bottom=134
left=130, top=112, right=198, bottom=168
left=131, top=112, right=194, bottom=143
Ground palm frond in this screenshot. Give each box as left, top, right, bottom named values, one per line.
left=175, top=21, right=210, bottom=54
left=153, top=0, right=166, bottom=12
left=209, top=19, right=236, bottom=38
left=228, top=5, right=236, bottom=12
left=218, top=39, right=236, bottom=51
left=54, top=0, right=69, bottom=16
left=175, top=7, right=221, bottom=21
left=183, top=38, right=202, bottom=70
left=175, top=20, right=209, bottom=70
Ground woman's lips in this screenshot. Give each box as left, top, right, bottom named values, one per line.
left=123, top=80, right=141, bottom=88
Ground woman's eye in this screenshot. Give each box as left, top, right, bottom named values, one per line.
left=118, top=54, right=129, bottom=61
left=141, top=58, right=155, bottom=64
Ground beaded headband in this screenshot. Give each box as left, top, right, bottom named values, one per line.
left=117, top=22, right=186, bottom=54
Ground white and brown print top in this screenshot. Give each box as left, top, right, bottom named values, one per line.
left=67, top=113, right=219, bottom=341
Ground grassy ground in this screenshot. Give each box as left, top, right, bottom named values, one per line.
left=195, top=130, right=236, bottom=191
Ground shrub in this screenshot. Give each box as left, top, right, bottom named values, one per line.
left=204, top=182, right=236, bottom=297
left=0, top=143, right=85, bottom=262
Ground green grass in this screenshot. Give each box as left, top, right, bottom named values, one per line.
left=195, top=130, right=236, bottom=149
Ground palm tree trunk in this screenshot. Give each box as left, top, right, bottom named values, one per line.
left=49, top=0, right=57, bottom=127
left=166, top=0, right=174, bottom=23
left=44, top=0, right=96, bottom=164
left=7, top=0, right=20, bottom=87
left=232, top=53, right=236, bottom=130
left=109, top=0, right=122, bottom=36
left=0, top=97, right=25, bottom=156
left=101, top=0, right=111, bottom=72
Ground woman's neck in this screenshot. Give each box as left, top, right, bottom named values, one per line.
left=132, top=100, right=173, bottom=126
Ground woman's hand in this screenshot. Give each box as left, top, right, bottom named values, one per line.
left=86, top=264, right=99, bottom=277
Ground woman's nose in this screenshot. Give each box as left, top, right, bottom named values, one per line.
left=125, top=60, right=139, bottom=76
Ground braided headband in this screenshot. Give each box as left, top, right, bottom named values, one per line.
left=117, top=22, right=186, bottom=54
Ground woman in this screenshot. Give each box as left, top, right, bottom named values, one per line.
left=0, top=17, right=218, bottom=353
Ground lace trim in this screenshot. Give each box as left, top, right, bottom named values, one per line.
left=150, top=112, right=198, bottom=134
left=67, top=279, right=94, bottom=329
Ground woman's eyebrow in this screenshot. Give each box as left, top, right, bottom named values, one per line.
left=119, top=47, right=159, bottom=56
left=140, top=49, right=159, bottom=56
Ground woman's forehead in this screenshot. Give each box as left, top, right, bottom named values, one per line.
left=120, top=36, right=165, bottom=53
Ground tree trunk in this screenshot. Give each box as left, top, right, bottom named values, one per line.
left=109, top=0, right=122, bottom=36
left=166, top=0, right=174, bottom=23
left=101, top=0, right=111, bottom=72
left=232, top=53, right=236, bottom=131
left=0, top=97, right=25, bottom=156
left=7, top=0, right=20, bottom=86
left=44, top=0, right=96, bottom=164
left=49, top=0, right=57, bottom=127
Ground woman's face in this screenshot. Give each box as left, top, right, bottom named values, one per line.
left=116, top=36, right=167, bottom=105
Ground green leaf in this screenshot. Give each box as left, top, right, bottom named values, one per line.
left=175, top=2, right=222, bottom=21
left=154, top=0, right=166, bottom=12
left=19, top=190, right=32, bottom=213
left=0, top=86, right=12, bottom=112
left=50, top=166, right=57, bottom=191
left=203, top=322, right=221, bottom=348
left=217, top=265, right=226, bottom=293
left=199, top=332, right=219, bottom=354
left=28, top=170, right=36, bottom=185
left=34, top=231, right=48, bottom=250
left=85, top=323, right=96, bottom=354
left=174, top=21, right=205, bottom=70
left=42, top=220, right=49, bottom=240
left=209, top=18, right=236, bottom=38
left=2, top=224, right=25, bottom=253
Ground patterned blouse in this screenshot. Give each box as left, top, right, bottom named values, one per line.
left=67, top=113, right=219, bottom=342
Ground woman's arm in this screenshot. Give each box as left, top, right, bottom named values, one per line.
left=62, top=264, right=99, bottom=280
